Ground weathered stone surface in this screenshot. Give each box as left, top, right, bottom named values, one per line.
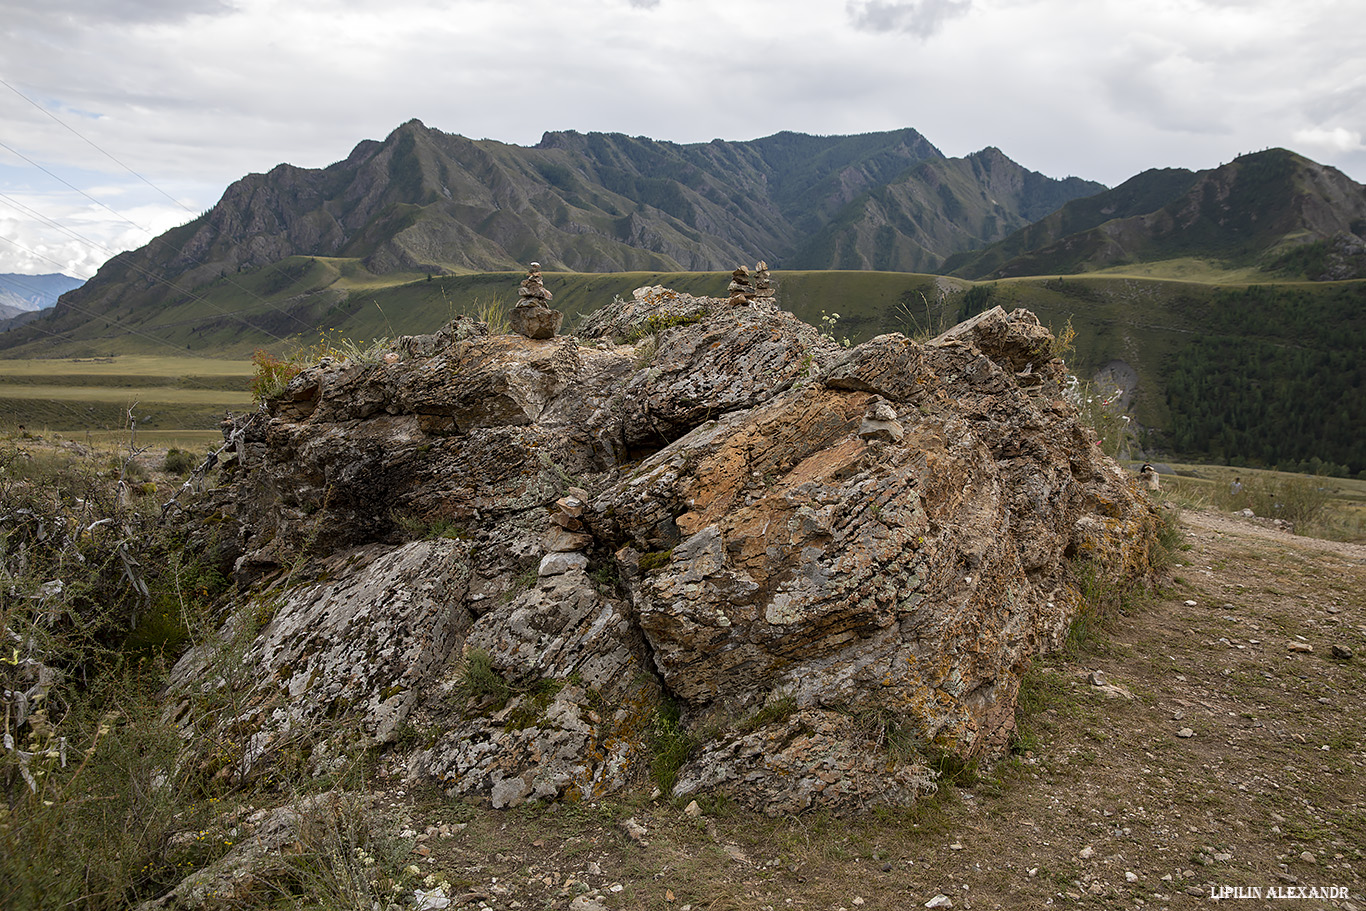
left=753, top=261, right=774, bottom=297
left=539, top=551, right=588, bottom=576
left=858, top=397, right=904, bottom=441
left=406, top=569, right=658, bottom=804
left=508, top=302, right=563, bottom=339
left=226, top=332, right=634, bottom=580
left=576, top=285, right=715, bottom=340
left=167, top=540, right=473, bottom=778
left=591, top=356, right=1151, bottom=759
left=933, top=306, right=1058, bottom=375
left=543, top=525, right=594, bottom=552
left=674, top=709, right=938, bottom=815
left=462, top=568, right=653, bottom=704
left=137, top=792, right=366, bottom=910
left=518, top=270, right=552, bottom=302
left=581, top=290, right=839, bottom=450
left=181, top=291, right=1159, bottom=814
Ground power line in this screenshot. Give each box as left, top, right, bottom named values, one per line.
left=0, top=236, right=221, bottom=356
left=0, top=190, right=108, bottom=280
left=0, top=223, right=321, bottom=340
left=0, top=137, right=158, bottom=245
left=0, top=175, right=314, bottom=334
left=0, top=76, right=195, bottom=216
left=0, top=224, right=294, bottom=343
left=0, top=272, right=64, bottom=303
left=2, top=287, right=223, bottom=360
left=0, top=234, right=290, bottom=352
left=0, top=87, right=317, bottom=334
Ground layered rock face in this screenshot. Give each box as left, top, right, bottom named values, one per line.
left=177, top=289, right=1160, bottom=814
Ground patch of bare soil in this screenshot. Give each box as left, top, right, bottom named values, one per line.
left=354, top=509, right=1366, bottom=910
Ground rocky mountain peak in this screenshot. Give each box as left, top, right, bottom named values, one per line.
left=953, top=147, right=1366, bottom=279
left=174, top=286, right=1161, bottom=814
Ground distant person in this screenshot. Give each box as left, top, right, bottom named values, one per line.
left=1140, top=462, right=1160, bottom=492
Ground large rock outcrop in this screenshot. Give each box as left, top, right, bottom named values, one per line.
left=175, top=287, right=1160, bottom=814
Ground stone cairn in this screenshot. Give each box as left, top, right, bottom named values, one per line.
left=753, top=261, right=775, bottom=300
left=727, top=266, right=754, bottom=305
left=509, top=262, right=564, bottom=339
left=858, top=396, right=904, bottom=444
left=538, top=487, right=594, bottom=577
left=727, top=262, right=775, bottom=305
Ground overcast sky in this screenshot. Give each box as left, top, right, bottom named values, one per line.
left=2, top=0, right=1364, bottom=278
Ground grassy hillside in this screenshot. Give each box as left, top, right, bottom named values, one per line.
left=785, top=148, right=1104, bottom=272
left=16, top=122, right=1115, bottom=359
left=942, top=167, right=1200, bottom=278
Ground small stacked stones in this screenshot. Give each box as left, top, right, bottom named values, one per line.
left=539, top=488, right=594, bottom=576
left=858, top=396, right=904, bottom=443
left=519, top=262, right=552, bottom=304
left=753, top=261, right=775, bottom=300
left=727, top=266, right=755, bottom=305
left=509, top=262, right=564, bottom=339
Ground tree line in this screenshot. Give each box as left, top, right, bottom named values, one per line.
left=1161, top=285, right=1365, bottom=476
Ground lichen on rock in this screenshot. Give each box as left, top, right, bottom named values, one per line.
left=178, top=290, right=1160, bottom=814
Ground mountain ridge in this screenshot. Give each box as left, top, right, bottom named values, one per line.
left=0, top=272, right=84, bottom=316
left=946, top=149, right=1366, bottom=279
left=34, top=121, right=1102, bottom=332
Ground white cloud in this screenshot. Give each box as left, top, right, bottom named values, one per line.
left=1292, top=127, right=1365, bottom=154
left=0, top=165, right=191, bottom=278
left=28, top=0, right=231, bottom=24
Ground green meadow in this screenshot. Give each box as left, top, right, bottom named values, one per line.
left=0, top=356, right=252, bottom=434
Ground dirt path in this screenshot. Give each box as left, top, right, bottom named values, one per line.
left=344, top=510, right=1366, bottom=910
left=1182, top=507, right=1366, bottom=563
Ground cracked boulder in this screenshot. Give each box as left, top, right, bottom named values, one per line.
left=178, top=293, right=1160, bottom=813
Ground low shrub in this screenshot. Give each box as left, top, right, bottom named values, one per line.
left=250, top=348, right=303, bottom=402
left=1241, top=475, right=1330, bottom=526
left=163, top=447, right=198, bottom=476
left=459, top=648, right=510, bottom=704
left=251, top=332, right=392, bottom=403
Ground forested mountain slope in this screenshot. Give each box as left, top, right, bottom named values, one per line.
left=945, top=149, right=1366, bottom=280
